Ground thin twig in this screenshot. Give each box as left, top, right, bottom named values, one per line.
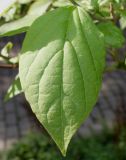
left=0, top=54, right=9, bottom=60
left=46, top=0, right=57, bottom=12
left=69, top=0, right=80, bottom=6
left=109, top=2, right=117, bottom=23
left=0, top=63, right=18, bottom=69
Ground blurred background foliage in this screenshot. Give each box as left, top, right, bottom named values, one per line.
left=1, top=128, right=126, bottom=160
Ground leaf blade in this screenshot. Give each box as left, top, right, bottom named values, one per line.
left=19, top=6, right=105, bottom=155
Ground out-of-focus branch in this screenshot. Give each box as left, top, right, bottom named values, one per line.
left=109, top=2, right=119, bottom=24
left=0, top=63, right=18, bottom=69
left=46, top=0, right=57, bottom=12
left=69, top=0, right=80, bottom=6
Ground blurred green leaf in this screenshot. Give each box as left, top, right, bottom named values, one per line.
left=0, top=15, right=38, bottom=37
left=0, top=42, right=13, bottom=57
left=6, top=130, right=126, bottom=160
left=0, top=0, right=16, bottom=17
left=4, top=75, right=22, bottom=101
left=18, top=0, right=33, bottom=4
left=120, top=11, right=126, bottom=30
left=97, top=21, right=125, bottom=48
left=0, top=42, right=13, bottom=63
left=0, top=0, right=52, bottom=37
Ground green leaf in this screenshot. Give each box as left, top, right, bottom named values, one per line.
left=0, top=0, right=52, bottom=37
left=4, top=75, right=22, bottom=101
left=18, top=0, right=32, bottom=4
left=53, top=0, right=71, bottom=7
left=0, top=42, right=13, bottom=64
left=0, top=15, right=37, bottom=37
left=90, top=0, right=99, bottom=10
left=120, top=11, right=126, bottom=30
left=98, top=0, right=110, bottom=6
left=97, top=21, right=125, bottom=48
left=19, top=6, right=105, bottom=155
left=0, top=0, right=16, bottom=17
left=1, top=42, right=13, bottom=56
left=114, top=0, right=120, bottom=3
